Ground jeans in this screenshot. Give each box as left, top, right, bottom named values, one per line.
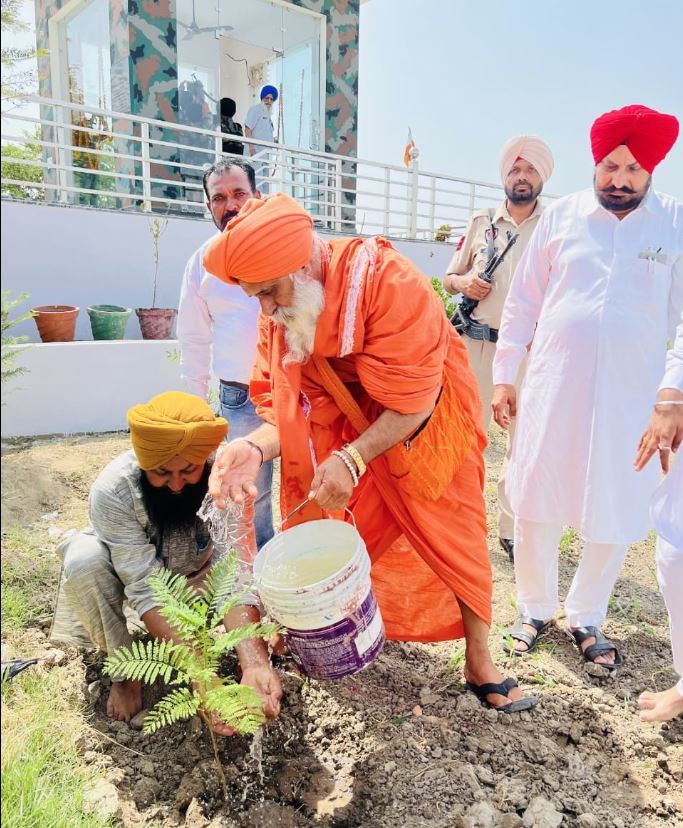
left=219, top=382, right=274, bottom=549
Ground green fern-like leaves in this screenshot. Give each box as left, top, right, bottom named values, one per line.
left=205, top=683, right=265, bottom=735
left=148, top=568, right=208, bottom=637
left=143, top=687, right=201, bottom=734
left=103, top=639, right=193, bottom=685
left=207, top=622, right=280, bottom=659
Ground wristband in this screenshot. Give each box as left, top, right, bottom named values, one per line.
left=236, top=439, right=264, bottom=467
left=655, top=400, right=683, bottom=407
left=341, top=443, right=367, bottom=477
left=332, top=449, right=359, bottom=487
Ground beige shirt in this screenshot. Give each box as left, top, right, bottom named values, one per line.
left=446, top=200, right=542, bottom=328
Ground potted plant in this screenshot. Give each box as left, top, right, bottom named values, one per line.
left=31, top=303, right=80, bottom=342
left=136, top=216, right=177, bottom=340
left=87, top=304, right=132, bottom=340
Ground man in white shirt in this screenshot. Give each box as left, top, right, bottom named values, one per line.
left=636, top=314, right=683, bottom=722
left=491, top=104, right=682, bottom=668
left=244, top=85, right=278, bottom=194
left=177, top=158, right=274, bottom=548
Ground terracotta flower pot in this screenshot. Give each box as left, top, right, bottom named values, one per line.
left=136, top=308, right=177, bottom=340
left=32, top=305, right=79, bottom=343
left=87, top=305, right=132, bottom=340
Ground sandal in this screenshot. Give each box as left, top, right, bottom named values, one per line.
left=568, top=626, right=623, bottom=671
left=466, top=677, right=538, bottom=713
left=503, top=614, right=551, bottom=656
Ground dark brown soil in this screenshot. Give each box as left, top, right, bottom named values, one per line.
left=2, top=432, right=682, bottom=827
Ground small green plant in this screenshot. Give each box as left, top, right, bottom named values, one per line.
left=1, top=290, right=34, bottom=396
left=434, top=224, right=453, bottom=243
left=559, top=527, right=578, bottom=554
left=430, top=277, right=457, bottom=319
left=446, top=645, right=465, bottom=675
left=148, top=216, right=169, bottom=308
left=103, top=552, right=278, bottom=797
left=530, top=670, right=558, bottom=689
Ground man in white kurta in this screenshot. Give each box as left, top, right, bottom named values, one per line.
left=638, top=314, right=683, bottom=721
left=491, top=104, right=682, bottom=666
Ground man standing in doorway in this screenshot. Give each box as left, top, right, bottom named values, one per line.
left=176, top=158, right=274, bottom=548
left=492, top=105, right=682, bottom=667
left=244, top=85, right=279, bottom=193
left=443, top=136, right=554, bottom=562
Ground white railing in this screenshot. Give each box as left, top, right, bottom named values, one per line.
left=1, top=96, right=556, bottom=241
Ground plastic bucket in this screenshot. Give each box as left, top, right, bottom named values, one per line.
left=254, top=517, right=385, bottom=680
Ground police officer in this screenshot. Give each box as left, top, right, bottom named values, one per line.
left=443, top=135, right=554, bottom=561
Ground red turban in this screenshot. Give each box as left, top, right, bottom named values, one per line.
left=590, top=104, right=679, bottom=173
left=203, top=192, right=313, bottom=285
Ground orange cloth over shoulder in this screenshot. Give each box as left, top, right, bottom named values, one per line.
left=250, top=234, right=492, bottom=642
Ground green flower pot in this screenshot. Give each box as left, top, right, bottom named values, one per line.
left=87, top=305, right=132, bottom=340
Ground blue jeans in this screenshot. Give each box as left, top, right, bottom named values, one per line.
left=219, top=382, right=274, bottom=549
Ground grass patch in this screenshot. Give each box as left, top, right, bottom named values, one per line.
left=1, top=525, right=58, bottom=633
left=1, top=666, right=111, bottom=828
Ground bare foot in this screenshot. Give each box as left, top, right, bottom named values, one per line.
left=638, top=686, right=683, bottom=722
left=106, top=679, right=142, bottom=722
left=465, top=659, right=526, bottom=709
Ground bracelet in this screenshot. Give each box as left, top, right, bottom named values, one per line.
left=655, top=400, right=683, bottom=407
left=332, top=449, right=359, bottom=487
left=341, top=443, right=367, bottom=477
left=235, top=439, right=264, bottom=467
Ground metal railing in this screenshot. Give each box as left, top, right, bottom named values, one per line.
left=1, top=96, right=556, bottom=240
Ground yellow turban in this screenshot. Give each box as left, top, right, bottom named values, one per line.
left=127, top=391, right=228, bottom=471
left=203, top=192, right=314, bottom=285
left=499, top=135, right=554, bottom=183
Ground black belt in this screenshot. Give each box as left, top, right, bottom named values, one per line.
left=462, top=322, right=498, bottom=343
left=219, top=380, right=249, bottom=390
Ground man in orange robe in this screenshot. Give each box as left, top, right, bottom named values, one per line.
left=205, top=193, right=535, bottom=711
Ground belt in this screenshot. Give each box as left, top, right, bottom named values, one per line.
left=219, top=380, right=249, bottom=390
left=462, top=321, right=498, bottom=343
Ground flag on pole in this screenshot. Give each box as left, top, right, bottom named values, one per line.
left=403, top=128, right=416, bottom=167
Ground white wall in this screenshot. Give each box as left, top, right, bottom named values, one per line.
left=1, top=200, right=455, bottom=345
left=2, top=340, right=183, bottom=437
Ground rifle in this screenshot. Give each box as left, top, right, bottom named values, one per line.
left=451, top=231, right=519, bottom=336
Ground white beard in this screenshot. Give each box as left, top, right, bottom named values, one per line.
left=273, top=275, right=325, bottom=368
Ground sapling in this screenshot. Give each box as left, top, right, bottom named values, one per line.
left=103, top=552, right=278, bottom=797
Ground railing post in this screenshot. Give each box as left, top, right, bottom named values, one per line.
left=408, top=148, right=420, bottom=238
left=55, top=102, right=69, bottom=204
left=383, top=167, right=391, bottom=235
left=429, top=176, right=436, bottom=238
left=334, top=158, right=343, bottom=233
left=468, top=181, right=476, bottom=213
left=140, top=122, right=152, bottom=212
left=214, top=134, right=222, bottom=162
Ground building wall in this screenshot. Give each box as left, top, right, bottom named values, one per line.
left=36, top=0, right=359, bottom=157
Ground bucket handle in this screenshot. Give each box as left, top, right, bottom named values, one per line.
left=281, top=498, right=356, bottom=529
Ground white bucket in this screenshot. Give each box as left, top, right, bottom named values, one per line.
left=253, top=517, right=385, bottom=680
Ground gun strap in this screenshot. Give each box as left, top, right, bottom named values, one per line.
left=486, top=208, right=496, bottom=264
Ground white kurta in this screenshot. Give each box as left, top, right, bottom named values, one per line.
left=493, top=188, right=683, bottom=544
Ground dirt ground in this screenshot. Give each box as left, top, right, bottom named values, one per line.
left=1, top=431, right=682, bottom=828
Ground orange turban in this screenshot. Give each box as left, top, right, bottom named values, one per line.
left=590, top=104, right=679, bottom=173
left=127, top=391, right=227, bottom=471
left=203, top=192, right=313, bottom=285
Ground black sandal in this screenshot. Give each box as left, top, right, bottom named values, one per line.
left=568, top=626, right=623, bottom=671
left=466, top=677, right=538, bottom=713
left=503, top=614, right=551, bottom=656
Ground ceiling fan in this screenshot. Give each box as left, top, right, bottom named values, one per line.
left=178, top=0, right=234, bottom=40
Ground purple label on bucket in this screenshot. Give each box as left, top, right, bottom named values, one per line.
left=284, top=589, right=385, bottom=681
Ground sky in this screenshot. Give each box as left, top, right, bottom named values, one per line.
left=357, top=0, right=683, bottom=199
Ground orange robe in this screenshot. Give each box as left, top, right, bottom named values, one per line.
left=251, top=237, right=491, bottom=641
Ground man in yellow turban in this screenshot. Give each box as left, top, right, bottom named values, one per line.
left=443, top=134, right=554, bottom=563
left=50, top=391, right=281, bottom=729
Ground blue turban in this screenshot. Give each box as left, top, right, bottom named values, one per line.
left=260, top=85, right=278, bottom=102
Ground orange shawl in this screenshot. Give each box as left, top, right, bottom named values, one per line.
left=251, top=237, right=491, bottom=641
